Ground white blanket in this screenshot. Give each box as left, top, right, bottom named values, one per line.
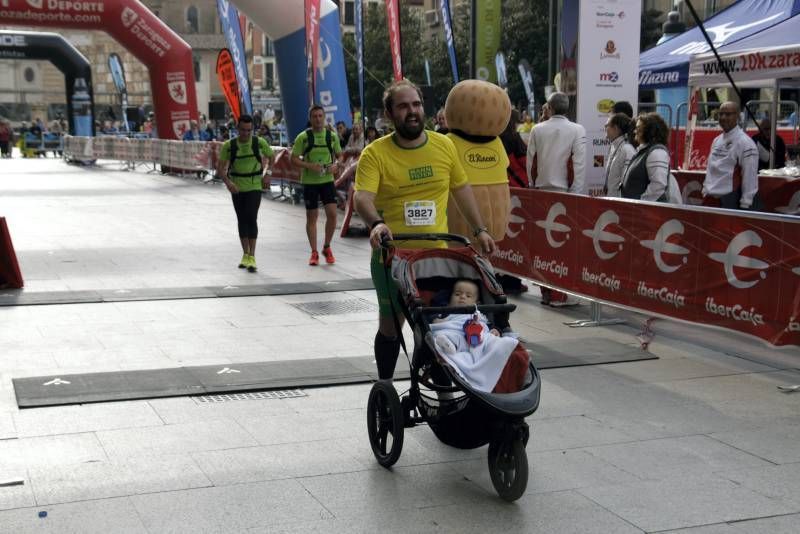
left=430, top=313, right=519, bottom=393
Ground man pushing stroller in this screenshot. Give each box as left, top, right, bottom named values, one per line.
left=353, top=79, right=496, bottom=381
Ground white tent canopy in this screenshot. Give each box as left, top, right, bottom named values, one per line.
left=688, top=14, right=800, bottom=87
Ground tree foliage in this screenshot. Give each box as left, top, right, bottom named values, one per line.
left=341, top=0, right=551, bottom=122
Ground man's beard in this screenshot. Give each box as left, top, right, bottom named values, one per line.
left=394, top=113, right=425, bottom=140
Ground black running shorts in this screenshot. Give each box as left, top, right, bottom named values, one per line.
left=303, top=181, right=337, bottom=210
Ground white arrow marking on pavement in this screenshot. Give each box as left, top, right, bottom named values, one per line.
left=114, top=289, right=131, bottom=294
left=223, top=285, right=239, bottom=290
left=216, top=367, right=241, bottom=374
left=43, top=378, right=71, bottom=386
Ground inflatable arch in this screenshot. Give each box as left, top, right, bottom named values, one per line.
left=0, top=0, right=197, bottom=140
left=0, top=30, right=96, bottom=136
left=233, top=0, right=352, bottom=138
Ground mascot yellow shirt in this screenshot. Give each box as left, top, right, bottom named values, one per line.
left=355, top=131, right=468, bottom=238
left=447, top=134, right=509, bottom=186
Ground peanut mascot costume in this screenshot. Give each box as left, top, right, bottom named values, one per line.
left=444, top=80, right=512, bottom=243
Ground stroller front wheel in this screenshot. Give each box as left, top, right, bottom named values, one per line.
left=488, top=437, right=528, bottom=502
left=367, top=380, right=405, bottom=468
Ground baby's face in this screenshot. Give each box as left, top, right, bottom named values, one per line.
left=449, top=281, right=479, bottom=306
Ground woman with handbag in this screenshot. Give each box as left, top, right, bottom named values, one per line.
left=620, top=113, right=672, bottom=202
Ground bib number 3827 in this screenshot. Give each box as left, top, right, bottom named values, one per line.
left=404, top=201, right=436, bottom=226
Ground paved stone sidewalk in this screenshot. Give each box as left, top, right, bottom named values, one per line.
left=1, top=158, right=799, bottom=533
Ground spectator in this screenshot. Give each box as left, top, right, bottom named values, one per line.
left=702, top=101, right=759, bottom=209
left=336, top=120, right=351, bottom=146
left=253, top=110, right=262, bottom=131
left=344, top=122, right=365, bottom=153
left=434, top=107, right=449, bottom=134
left=603, top=113, right=636, bottom=197
left=29, top=119, right=43, bottom=138
left=526, top=91, right=586, bottom=307
left=526, top=92, right=586, bottom=194
left=612, top=100, right=634, bottom=118
left=500, top=110, right=528, bottom=188
left=516, top=110, right=534, bottom=133
left=0, top=119, right=12, bottom=158
left=620, top=113, right=671, bottom=202
left=365, top=126, right=379, bottom=144
left=751, top=117, right=786, bottom=170
left=257, top=123, right=273, bottom=144
left=182, top=120, right=209, bottom=141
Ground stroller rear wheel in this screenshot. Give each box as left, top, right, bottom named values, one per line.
left=367, top=381, right=404, bottom=468
left=488, top=437, right=528, bottom=502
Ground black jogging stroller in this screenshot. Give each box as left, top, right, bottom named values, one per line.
left=366, top=234, right=541, bottom=502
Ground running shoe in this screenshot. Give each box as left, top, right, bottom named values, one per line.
left=238, top=253, right=248, bottom=269
left=247, top=255, right=257, bottom=273
left=322, top=246, right=336, bottom=264
left=308, top=250, right=319, bottom=266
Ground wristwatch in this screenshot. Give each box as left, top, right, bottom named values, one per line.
left=473, top=226, right=489, bottom=237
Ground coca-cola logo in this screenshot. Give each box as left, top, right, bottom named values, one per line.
left=688, top=149, right=707, bottom=170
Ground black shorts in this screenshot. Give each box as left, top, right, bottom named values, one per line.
left=303, top=181, right=337, bottom=210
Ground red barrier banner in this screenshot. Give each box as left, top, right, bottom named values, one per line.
left=493, top=189, right=800, bottom=347
left=673, top=170, right=800, bottom=215
left=0, top=217, right=23, bottom=289
left=216, top=49, right=241, bottom=121
left=385, top=0, right=403, bottom=81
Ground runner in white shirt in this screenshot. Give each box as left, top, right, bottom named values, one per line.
left=526, top=92, right=587, bottom=194
left=702, top=101, right=759, bottom=209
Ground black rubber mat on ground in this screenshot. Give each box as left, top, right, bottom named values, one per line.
left=0, top=278, right=374, bottom=307
left=13, top=338, right=655, bottom=407
left=524, top=337, right=656, bottom=368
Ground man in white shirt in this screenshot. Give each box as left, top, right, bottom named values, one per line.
left=526, top=92, right=585, bottom=307
left=526, top=92, right=587, bottom=194
left=702, top=101, right=759, bottom=209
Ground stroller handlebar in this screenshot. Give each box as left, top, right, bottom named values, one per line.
left=417, top=303, right=517, bottom=316
left=381, top=233, right=471, bottom=247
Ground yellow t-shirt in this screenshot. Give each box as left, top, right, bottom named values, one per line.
left=355, top=131, right=468, bottom=247
left=446, top=134, right=509, bottom=186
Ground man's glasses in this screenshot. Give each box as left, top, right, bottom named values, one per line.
left=238, top=126, right=253, bottom=132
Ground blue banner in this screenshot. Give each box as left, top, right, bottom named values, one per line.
left=274, top=9, right=352, bottom=137
left=440, top=0, right=459, bottom=83
left=216, top=0, right=252, bottom=115
left=355, top=0, right=364, bottom=126
left=108, top=53, right=130, bottom=132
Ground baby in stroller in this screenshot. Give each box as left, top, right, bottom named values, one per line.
left=430, top=279, right=526, bottom=393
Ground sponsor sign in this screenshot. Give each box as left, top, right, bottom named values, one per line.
left=576, top=0, right=641, bottom=192
left=574, top=200, right=634, bottom=299
left=0, top=0, right=196, bottom=140
left=493, top=189, right=800, bottom=347
left=440, top=0, right=459, bottom=83
left=385, top=0, right=402, bottom=81
left=216, top=48, right=241, bottom=120
left=217, top=0, right=252, bottom=114
left=491, top=189, right=536, bottom=278
left=471, top=0, right=501, bottom=82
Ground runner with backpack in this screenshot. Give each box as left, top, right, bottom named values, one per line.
left=216, top=114, right=275, bottom=273
left=291, top=105, right=343, bottom=266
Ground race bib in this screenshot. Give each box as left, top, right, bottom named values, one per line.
left=404, top=201, right=436, bottom=226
